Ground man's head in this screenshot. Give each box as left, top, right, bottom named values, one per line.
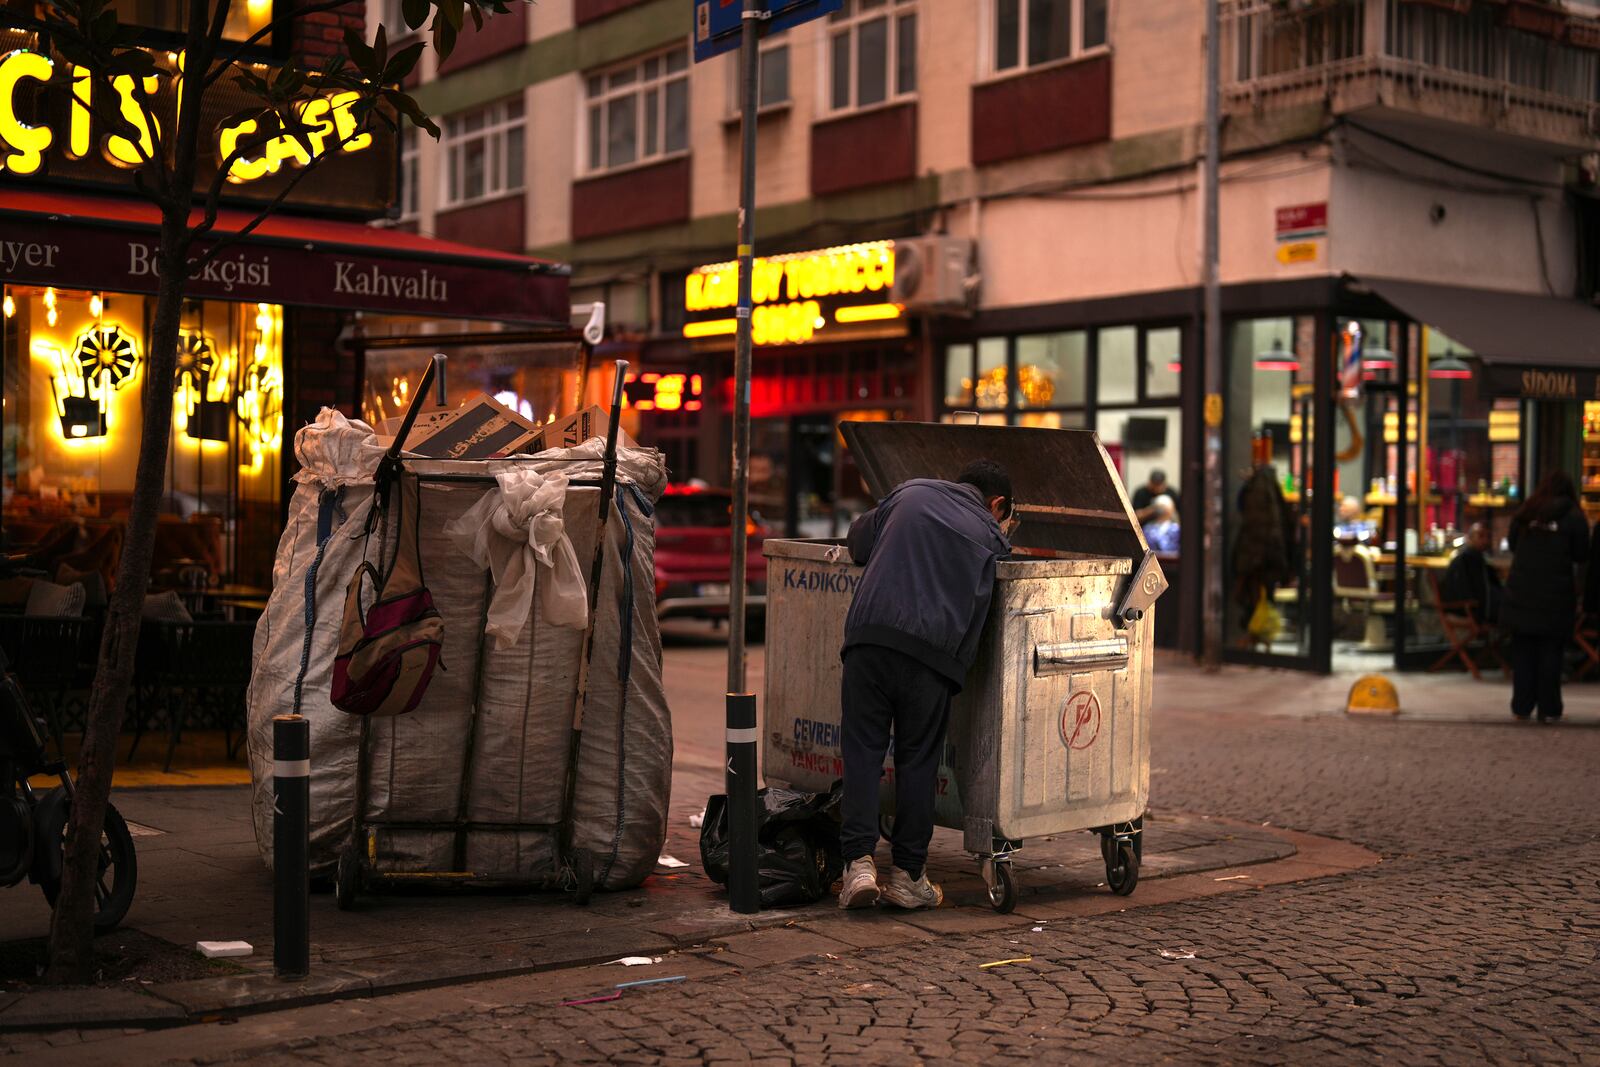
left=1338, top=496, right=1363, bottom=523
left=957, top=460, right=1014, bottom=526
left=1147, top=469, right=1168, bottom=491
left=1466, top=522, right=1490, bottom=552
left=1149, top=494, right=1176, bottom=523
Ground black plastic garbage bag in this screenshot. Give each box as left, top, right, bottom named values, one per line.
left=700, top=782, right=844, bottom=908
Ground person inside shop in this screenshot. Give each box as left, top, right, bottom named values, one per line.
left=1503, top=471, right=1588, bottom=723
left=1132, top=469, right=1179, bottom=522
left=1142, top=494, right=1181, bottom=554
left=1441, top=522, right=1502, bottom=624
left=836, top=460, right=1015, bottom=911
left=1334, top=496, right=1377, bottom=542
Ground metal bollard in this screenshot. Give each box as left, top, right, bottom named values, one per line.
left=725, top=692, right=759, bottom=914
left=273, top=714, right=310, bottom=979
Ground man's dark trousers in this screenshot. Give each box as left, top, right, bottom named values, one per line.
left=839, top=644, right=953, bottom=879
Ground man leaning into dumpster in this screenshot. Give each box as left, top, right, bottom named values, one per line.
left=837, top=460, right=1016, bottom=910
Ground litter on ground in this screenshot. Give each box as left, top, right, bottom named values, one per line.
left=657, top=855, right=689, bottom=869
left=980, top=957, right=1032, bottom=969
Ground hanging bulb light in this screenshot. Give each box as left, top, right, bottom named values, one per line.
left=1254, top=338, right=1301, bottom=372
left=89, top=292, right=103, bottom=318
left=42, top=287, right=56, bottom=310
left=46, top=306, right=58, bottom=327
left=2, top=293, right=13, bottom=318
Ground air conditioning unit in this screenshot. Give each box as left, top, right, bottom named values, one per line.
left=891, top=236, right=976, bottom=314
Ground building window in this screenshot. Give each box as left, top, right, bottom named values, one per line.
left=585, top=47, right=690, bottom=174
left=992, top=0, right=1108, bottom=74
left=113, top=0, right=273, bottom=43
left=440, top=98, right=524, bottom=208
left=827, top=0, right=917, bottom=113
left=729, top=33, right=792, bottom=114
left=398, top=125, right=419, bottom=221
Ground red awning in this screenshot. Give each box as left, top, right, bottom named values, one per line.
left=0, top=189, right=569, bottom=324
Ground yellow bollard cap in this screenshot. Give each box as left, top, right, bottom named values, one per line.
left=1346, top=674, right=1400, bottom=715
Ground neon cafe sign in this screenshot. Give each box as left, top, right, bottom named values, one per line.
left=682, top=240, right=901, bottom=346
left=0, top=46, right=372, bottom=184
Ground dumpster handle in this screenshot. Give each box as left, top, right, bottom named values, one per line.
left=1033, top=637, right=1129, bottom=675
left=950, top=410, right=982, bottom=425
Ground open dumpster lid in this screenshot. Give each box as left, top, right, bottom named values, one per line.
left=839, top=421, right=1150, bottom=567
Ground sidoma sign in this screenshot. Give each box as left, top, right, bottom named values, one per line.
left=0, top=47, right=372, bottom=183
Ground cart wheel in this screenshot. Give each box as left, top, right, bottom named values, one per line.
left=38, top=800, right=137, bottom=932
left=572, top=848, right=594, bottom=906
left=335, top=845, right=361, bottom=911
left=986, top=862, right=1018, bottom=914
left=1106, top=840, right=1139, bottom=896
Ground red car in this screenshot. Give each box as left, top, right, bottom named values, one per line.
left=653, top=485, right=768, bottom=626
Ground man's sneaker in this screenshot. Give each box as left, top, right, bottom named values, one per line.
left=880, top=867, right=943, bottom=909
left=838, top=856, right=880, bottom=909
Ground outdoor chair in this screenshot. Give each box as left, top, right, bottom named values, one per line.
left=1575, top=614, right=1600, bottom=681
left=131, top=620, right=255, bottom=772
left=0, top=614, right=90, bottom=754
left=1332, top=545, right=1395, bottom=651
left=1425, top=569, right=1506, bottom=681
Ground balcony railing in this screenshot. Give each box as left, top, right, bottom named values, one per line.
left=1222, top=0, right=1600, bottom=147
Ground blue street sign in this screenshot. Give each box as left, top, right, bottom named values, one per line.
left=693, top=0, right=842, bottom=63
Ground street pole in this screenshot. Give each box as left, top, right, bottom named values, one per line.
left=1201, top=0, right=1224, bottom=671
left=724, top=0, right=763, bottom=914
left=272, top=714, right=309, bottom=979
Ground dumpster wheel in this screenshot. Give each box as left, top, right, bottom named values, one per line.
left=1105, top=839, right=1139, bottom=896
left=984, top=861, right=1018, bottom=914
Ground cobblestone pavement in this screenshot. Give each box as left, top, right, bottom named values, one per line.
left=69, top=702, right=1600, bottom=1066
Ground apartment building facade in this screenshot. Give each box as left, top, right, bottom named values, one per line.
left=383, top=0, right=1600, bottom=668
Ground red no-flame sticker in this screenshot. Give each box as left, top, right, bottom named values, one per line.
left=1061, top=691, right=1101, bottom=751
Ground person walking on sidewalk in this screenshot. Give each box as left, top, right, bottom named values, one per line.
left=1504, top=470, right=1588, bottom=723
left=836, top=460, right=1014, bottom=910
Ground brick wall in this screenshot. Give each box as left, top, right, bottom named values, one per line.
left=289, top=0, right=366, bottom=65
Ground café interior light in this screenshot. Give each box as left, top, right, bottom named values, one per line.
left=1430, top=350, right=1472, bottom=380
left=174, top=330, right=233, bottom=442
left=2, top=293, right=12, bottom=318
left=1255, top=338, right=1301, bottom=372
left=41, top=323, right=141, bottom=442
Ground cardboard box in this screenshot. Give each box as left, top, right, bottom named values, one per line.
left=401, top=393, right=539, bottom=460
left=513, top=404, right=637, bottom=455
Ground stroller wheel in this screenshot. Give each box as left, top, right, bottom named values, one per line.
left=38, top=800, right=138, bottom=933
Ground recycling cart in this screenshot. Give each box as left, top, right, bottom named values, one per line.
left=761, top=421, right=1167, bottom=913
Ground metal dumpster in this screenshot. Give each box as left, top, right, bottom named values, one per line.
left=761, top=421, right=1167, bottom=912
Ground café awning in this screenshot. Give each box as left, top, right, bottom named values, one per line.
left=1359, top=276, right=1600, bottom=368
left=0, top=189, right=569, bottom=324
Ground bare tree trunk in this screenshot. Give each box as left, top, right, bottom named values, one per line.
left=44, top=204, right=190, bottom=983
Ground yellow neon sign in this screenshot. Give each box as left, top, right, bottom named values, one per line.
left=0, top=47, right=373, bottom=183
left=685, top=241, right=896, bottom=313
left=0, top=49, right=54, bottom=175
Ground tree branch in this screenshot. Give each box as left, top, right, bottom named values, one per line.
left=188, top=119, right=377, bottom=271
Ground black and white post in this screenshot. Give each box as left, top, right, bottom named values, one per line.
left=723, top=0, right=765, bottom=915
left=273, top=713, right=310, bottom=979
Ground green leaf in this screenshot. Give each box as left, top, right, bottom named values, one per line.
left=344, top=27, right=377, bottom=75
left=374, top=22, right=388, bottom=70
left=443, top=0, right=464, bottom=33
left=433, top=14, right=457, bottom=61
left=385, top=41, right=425, bottom=83
left=401, top=0, right=429, bottom=31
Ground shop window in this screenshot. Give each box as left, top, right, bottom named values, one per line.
left=113, top=0, right=273, bottom=43
left=1145, top=326, right=1181, bottom=399
left=974, top=337, right=1008, bottom=408
left=1096, top=325, right=1138, bottom=405
left=585, top=47, right=689, bottom=174
left=944, top=343, right=973, bottom=407
left=1016, top=332, right=1086, bottom=408
left=828, top=0, right=917, bottom=113
left=2, top=285, right=284, bottom=588
left=991, top=0, right=1108, bottom=75
left=441, top=98, right=525, bottom=208
left=1224, top=315, right=1318, bottom=660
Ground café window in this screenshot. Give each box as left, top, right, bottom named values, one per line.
left=114, top=0, right=275, bottom=44
left=827, top=0, right=917, bottom=113
left=585, top=47, right=689, bottom=174
left=359, top=327, right=579, bottom=432
left=441, top=98, right=525, bottom=208
left=991, top=0, right=1109, bottom=74
left=2, top=285, right=285, bottom=589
